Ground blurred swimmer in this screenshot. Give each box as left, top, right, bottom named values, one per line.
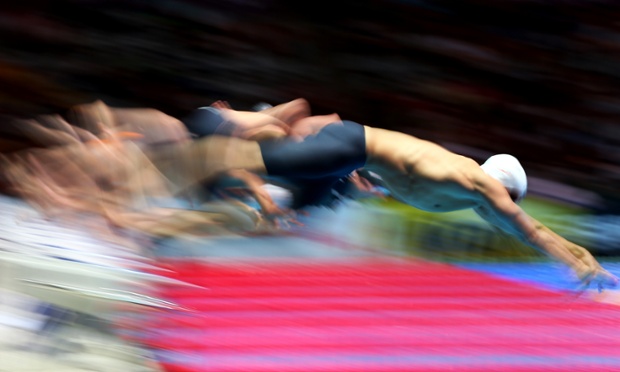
left=181, top=99, right=618, bottom=291
left=1, top=119, right=268, bottom=241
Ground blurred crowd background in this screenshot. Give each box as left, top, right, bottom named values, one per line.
left=2, top=0, right=620, bottom=212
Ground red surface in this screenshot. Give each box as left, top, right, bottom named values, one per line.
left=137, top=258, right=620, bottom=372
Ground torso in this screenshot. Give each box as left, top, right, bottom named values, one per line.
left=363, top=126, right=486, bottom=212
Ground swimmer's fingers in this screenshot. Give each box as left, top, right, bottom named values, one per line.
left=594, top=269, right=619, bottom=293
left=288, top=217, right=304, bottom=227
left=576, top=268, right=618, bottom=293
left=281, top=208, right=304, bottom=227
left=211, top=100, right=232, bottom=110
left=264, top=208, right=303, bottom=229
left=278, top=215, right=303, bottom=228
left=274, top=217, right=303, bottom=230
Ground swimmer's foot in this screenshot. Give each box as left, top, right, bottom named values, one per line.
left=67, top=99, right=116, bottom=135
left=211, top=100, right=232, bottom=110
left=259, top=98, right=311, bottom=125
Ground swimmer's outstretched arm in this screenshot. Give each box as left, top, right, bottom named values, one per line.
left=475, top=183, right=618, bottom=291
left=534, top=221, right=614, bottom=289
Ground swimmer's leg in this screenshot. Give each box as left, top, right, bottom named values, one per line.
left=146, top=136, right=267, bottom=193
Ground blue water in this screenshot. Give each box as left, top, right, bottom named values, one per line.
left=458, top=261, right=620, bottom=292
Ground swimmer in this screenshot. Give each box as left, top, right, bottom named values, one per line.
left=0, top=118, right=266, bottom=240
left=177, top=101, right=617, bottom=291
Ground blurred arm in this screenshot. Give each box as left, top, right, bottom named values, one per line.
left=475, top=182, right=617, bottom=290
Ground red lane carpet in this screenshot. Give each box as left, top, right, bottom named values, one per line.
left=135, top=258, right=620, bottom=372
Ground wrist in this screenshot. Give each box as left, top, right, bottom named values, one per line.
left=572, top=261, right=594, bottom=279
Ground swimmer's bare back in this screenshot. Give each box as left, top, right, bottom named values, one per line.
left=363, top=125, right=486, bottom=212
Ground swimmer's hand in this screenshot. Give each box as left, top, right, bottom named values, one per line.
left=251, top=207, right=303, bottom=236
left=575, top=264, right=619, bottom=293
left=262, top=203, right=303, bottom=230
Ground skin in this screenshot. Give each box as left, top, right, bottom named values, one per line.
left=67, top=99, right=191, bottom=146
left=363, top=125, right=617, bottom=290
left=210, top=100, right=292, bottom=140
left=210, top=98, right=342, bottom=141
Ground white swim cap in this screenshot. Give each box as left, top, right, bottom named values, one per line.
left=480, top=154, right=527, bottom=202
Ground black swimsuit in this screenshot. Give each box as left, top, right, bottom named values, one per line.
left=258, top=120, right=367, bottom=179
left=182, top=107, right=368, bottom=208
